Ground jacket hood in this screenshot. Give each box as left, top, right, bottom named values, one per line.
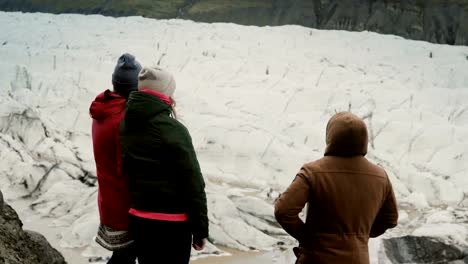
left=324, top=112, right=368, bottom=156
left=123, top=91, right=172, bottom=126
left=89, top=90, right=126, bottom=121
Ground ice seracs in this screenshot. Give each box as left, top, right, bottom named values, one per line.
left=0, top=11, right=467, bottom=263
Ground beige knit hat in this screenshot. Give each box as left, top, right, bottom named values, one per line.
left=138, top=66, right=176, bottom=97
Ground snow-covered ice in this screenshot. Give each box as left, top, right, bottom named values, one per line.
left=0, top=11, right=468, bottom=263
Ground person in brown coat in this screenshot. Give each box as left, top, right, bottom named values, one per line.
left=275, top=112, right=398, bottom=264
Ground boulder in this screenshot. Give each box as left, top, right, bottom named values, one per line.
left=0, top=190, right=66, bottom=264
left=383, top=236, right=468, bottom=264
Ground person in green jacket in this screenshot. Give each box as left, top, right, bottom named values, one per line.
left=119, top=66, right=208, bottom=263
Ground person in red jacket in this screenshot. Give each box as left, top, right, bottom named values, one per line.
left=90, top=53, right=141, bottom=264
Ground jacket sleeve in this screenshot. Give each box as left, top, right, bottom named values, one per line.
left=171, top=125, right=209, bottom=240
left=115, top=115, right=124, bottom=182
left=274, top=170, right=310, bottom=242
left=370, top=175, right=398, bottom=238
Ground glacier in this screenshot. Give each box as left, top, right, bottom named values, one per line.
left=0, top=11, right=467, bottom=263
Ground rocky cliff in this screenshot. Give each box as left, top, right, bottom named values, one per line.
left=0, top=0, right=467, bottom=45
left=0, top=190, right=66, bottom=264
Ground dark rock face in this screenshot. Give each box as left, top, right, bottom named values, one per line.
left=383, top=236, right=468, bottom=263
left=0, top=190, right=3, bottom=214
left=0, top=0, right=467, bottom=45
left=0, top=190, right=66, bottom=264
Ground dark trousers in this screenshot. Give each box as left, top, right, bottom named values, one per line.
left=107, top=244, right=137, bottom=264
left=129, top=215, right=192, bottom=264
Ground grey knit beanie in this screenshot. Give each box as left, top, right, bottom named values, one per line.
left=138, top=67, right=176, bottom=97
left=112, top=53, right=142, bottom=97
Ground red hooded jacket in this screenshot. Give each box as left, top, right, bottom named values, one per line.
left=90, top=89, right=130, bottom=230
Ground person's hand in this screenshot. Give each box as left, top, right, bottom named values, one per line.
left=192, top=238, right=206, bottom=251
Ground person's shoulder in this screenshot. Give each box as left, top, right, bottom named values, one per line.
left=300, top=157, right=328, bottom=175
left=362, top=158, right=388, bottom=177
left=159, top=117, right=189, bottom=133
left=157, top=117, right=192, bottom=142
left=95, top=89, right=124, bottom=101
left=172, top=118, right=189, bottom=131
left=304, top=156, right=330, bottom=168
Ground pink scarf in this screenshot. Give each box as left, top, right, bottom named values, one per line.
left=140, top=88, right=172, bottom=106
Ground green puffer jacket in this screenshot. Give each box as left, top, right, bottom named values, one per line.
left=120, top=91, right=208, bottom=239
